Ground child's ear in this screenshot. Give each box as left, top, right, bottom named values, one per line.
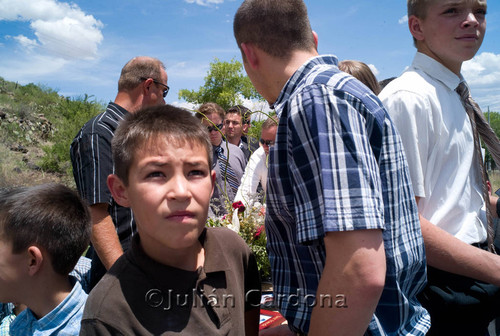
left=107, top=174, right=131, bottom=207
left=210, top=170, right=216, bottom=197
left=27, top=246, right=43, bottom=276
left=408, top=15, right=425, bottom=42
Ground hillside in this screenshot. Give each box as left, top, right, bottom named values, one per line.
left=0, top=77, right=104, bottom=188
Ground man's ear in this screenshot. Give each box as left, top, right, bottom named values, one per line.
left=241, top=42, right=259, bottom=70
left=312, top=30, right=319, bottom=50
left=408, top=15, right=425, bottom=42
left=27, top=246, right=43, bottom=276
left=107, top=174, right=131, bottom=207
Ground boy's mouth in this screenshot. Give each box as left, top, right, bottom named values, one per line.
left=167, top=211, right=195, bottom=221
left=456, top=34, right=478, bottom=41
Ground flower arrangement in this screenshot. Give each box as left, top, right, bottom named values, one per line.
left=206, top=197, right=271, bottom=280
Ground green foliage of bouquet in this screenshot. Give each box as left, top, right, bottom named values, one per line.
left=206, top=199, right=271, bottom=280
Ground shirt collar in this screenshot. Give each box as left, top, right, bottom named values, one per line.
left=271, top=54, right=340, bottom=114
left=412, top=52, right=464, bottom=92
left=10, top=278, right=86, bottom=335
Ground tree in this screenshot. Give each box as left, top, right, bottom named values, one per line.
left=178, top=58, right=262, bottom=110
left=484, top=110, right=500, bottom=170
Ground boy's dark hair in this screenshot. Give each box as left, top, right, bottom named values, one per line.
left=227, top=105, right=252, bottom=124
left=234, top=0, right=315, bottom=59
left=0, top=183, right=91, bottom=275
left=112, top=105, right=213, bottom=185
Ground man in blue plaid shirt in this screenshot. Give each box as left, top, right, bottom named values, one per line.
left=234, top=1, right=430, bottom=335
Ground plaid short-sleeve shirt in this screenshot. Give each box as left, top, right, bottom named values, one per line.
left=266, top=55, right=430, bottom=335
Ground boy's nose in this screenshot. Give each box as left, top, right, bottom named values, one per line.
left=167, top=177, right=190, bottom=200
left=463, top=12, right=480, bottom=27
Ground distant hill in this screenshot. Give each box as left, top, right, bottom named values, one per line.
left=0, top=77, right=104, bottom=188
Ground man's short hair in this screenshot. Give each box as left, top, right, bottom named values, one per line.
left=112, top=105, right=213, bottom=185
left=0, top=184, right=91, bottom=275
left=261, top=115, right=278, bottom=130
left=227, top=105, right=252, bottom=124
left=196, top=102, right=226, bottom=121
left=118, top=56, right=166, bottom=92
left=234, top=0, right=315, bottom=59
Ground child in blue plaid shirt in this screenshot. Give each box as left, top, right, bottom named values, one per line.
left=0, top=184, right=91, bottom=336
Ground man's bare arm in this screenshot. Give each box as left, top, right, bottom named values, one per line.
left=89, top=203, right=124, bottom=270
left=417, top=196, right=500, bottom=286
left=308, top=229, right=386, bottom=336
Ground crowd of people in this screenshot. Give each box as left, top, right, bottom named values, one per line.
left=1, top=0, right=500, bottom=335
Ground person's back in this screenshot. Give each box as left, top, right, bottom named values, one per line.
left=234, top=0, right=429, bottom=334
left=0, top=184, right=91, bottom=336
left=266, top=58, right=429, bottom=334
left=80, top=105, right=261, bottom=335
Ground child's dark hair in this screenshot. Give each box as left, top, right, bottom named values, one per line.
left=112, top=105, right=213, bottom=185
left=0, top=183, right=91, bottom=275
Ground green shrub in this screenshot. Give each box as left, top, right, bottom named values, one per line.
left=40, top=95, right=103, bottom=173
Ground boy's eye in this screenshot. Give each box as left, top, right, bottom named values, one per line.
left=188, top=169, right=207, bottom=177
left=147, top=171, right=165, bottom=178
left=443, top=7, right=458, bottom=15
left=475, top=8, right=487, bottom=16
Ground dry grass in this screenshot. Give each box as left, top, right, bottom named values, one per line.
left=0, top=144, right=73, bottom=189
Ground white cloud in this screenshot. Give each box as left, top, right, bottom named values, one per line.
left=463, top=52, right=500, bottom=86
left=398, top=15, right=408, bottom=24
left=367, top=64, right=379, bottom=77
left=463, top=52, right=500, bottom=111
left=0, top=53, right=68, bottom=80
left=170, top=100, right=199, bottom=112
left=11, top=34, right=38, bottom=51
left=168, top=61, right=209, bottom=80
left=184, top=0, right=224, bottom=6
left=0, top=0, right=103, bottom=60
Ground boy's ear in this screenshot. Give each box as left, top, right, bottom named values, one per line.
left=27, top=246, right=43, bottom=276
left=241, top=42, right=259, bottom=70
left=408, top=15, right=425, bottom=42
left=210, top=170, right=216, bottom=197
left=107, top=174, right=131, bottom=207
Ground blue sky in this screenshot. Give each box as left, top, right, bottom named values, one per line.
left=1, top=0, right=499, bottom=112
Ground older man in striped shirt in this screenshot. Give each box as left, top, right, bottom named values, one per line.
left=70, top=56, right=168, bottom=289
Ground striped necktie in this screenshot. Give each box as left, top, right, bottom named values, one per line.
left=456, top=81, right=500, bottom=254
left=215, top=145, right=240, bottom=197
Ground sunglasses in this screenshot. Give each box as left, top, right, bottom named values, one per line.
left=260, top=138, right=275, bottom=147
left=140, top=77, right=170, bottom=98
left=207, top=123, right=223, bottom=132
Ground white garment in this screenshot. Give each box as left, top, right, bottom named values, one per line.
left=379, top=52, right=487, bottom=244
left=234, top=146, right=268, bottom=209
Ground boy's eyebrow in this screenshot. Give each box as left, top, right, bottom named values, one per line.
left=440, top=0, right=486, bottom=6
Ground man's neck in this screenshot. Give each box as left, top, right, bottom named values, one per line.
left=114, top=90, right=142, bottom=113
left=261, top=49, right=319, bottom=104
left=227, top=136, right=240, bottom=146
